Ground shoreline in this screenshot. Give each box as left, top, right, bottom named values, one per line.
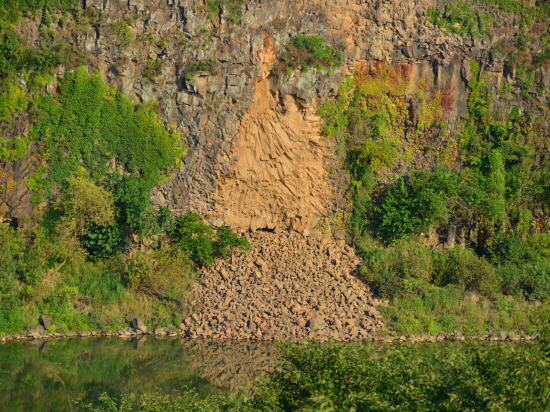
left=0, top=328, right=540, bottom=344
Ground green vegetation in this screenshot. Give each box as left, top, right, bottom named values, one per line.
left=182, top=60, right=219, bottom=80
left=203, top=0, right=243, bottom=25
left=30, top=66, right=184, bottom=197
left=78, top=332, right=550, bottom=412
left=142, top=58, right=164, bottom=81
left=111, top=19, right=134, bottom=49
left=278, top=34, right=344, bottom=74
left=428, top=0, right=550, bottom=37
left=174, top=213, right=251, bottom=267
left=0, top=1, right=253, bottom=336
left=319, top=59, right=550, bottom=335
left=0, top=0, right=82, bottom=80
left=427, top=1, right=493, bottom=37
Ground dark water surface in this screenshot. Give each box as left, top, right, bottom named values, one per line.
left=0, top=337, right=278, bottom=412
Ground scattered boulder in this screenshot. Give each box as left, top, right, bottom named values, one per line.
left=309, top=318, right=327, bottom=331
left=27, top=325, right=45, bottom=338
left=39, top=315, right=51, bottom=330
left=132, top=317, right=147, bottom=332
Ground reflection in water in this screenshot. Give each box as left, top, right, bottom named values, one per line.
left=0, top=337, right=278, bottom=412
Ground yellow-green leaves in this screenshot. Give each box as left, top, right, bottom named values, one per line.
left=53, top=167, right=114, bottom=237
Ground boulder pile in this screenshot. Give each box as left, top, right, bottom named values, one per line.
left=185, top=231, right=384, bottom=341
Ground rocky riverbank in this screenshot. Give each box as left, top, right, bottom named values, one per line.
left=0, top=232, right=541, bottom=344
left=0, top=329, right=539, bottom=343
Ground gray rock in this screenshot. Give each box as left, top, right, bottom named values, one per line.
left=39, top=315, right=51, bottom=330
left=27, top=325, right=44, bottom=335
left=508, top=331, right=520, bottom=341
left=125, top=313, right=139, bottom=322
left=132, top=317, right=148, bottom=332
left=309, top=318, right=327, bottom=331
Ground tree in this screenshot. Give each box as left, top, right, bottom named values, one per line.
left=53, top=167, right=114, bottom=237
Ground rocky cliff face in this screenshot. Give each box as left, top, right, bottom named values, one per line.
left=4, top=0, right=550, bottom=232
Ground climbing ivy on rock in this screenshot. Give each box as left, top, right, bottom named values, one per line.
left=30, top=66, right=185, bottom=201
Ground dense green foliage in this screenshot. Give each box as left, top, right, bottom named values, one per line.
left=79, top=331, right=550, bottom=412
left=0, top=0, right=82, bottom=79
left=0, top=213, right=241, bottom=333
left=427, top=1, right=493, bottom=37
left=279, top=34, right=344, bottom=74
left=0, top=4, right=250, bottom=334
left=174, top=213, right=251, bottom=267
left=31, top=66, right=184, bottom=197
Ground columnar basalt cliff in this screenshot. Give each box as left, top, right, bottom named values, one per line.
left=3, top=0, right=549, bottom=233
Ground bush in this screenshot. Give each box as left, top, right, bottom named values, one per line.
left=31, top=66, right=185, bottom=201
left=442, top=247, right=498, bottom=296
left=251, top=336, right=550, bottom=412
left=499, top=258, right=550, bottom=301
left=76, top=389, right=247, bottom=412
left=124, top=245, right=195, bottom=303
left=374, top=169, right=460, bottom=242
left=365, top=239, right=435, bottom=299
left=182, top=60, right=219, bottom=80
left=173, top=213, right=250, bottom=267
left=280, top=34, right=344, bottom=73
left=0, top=306, right=24, bottom=333
left=38, top=286, right=94, bottom=332
left=142, top=58, right=163, bottom=81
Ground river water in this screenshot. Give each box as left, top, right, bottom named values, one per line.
left=0, top=337, right=278, bottom=412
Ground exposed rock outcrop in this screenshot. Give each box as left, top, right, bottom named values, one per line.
left=3, top=0, right=549, bottom=233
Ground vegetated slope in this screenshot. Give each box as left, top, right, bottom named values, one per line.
left=317, top=0, right=550, bottom=334
left=188, top=231, right=384, bottom=341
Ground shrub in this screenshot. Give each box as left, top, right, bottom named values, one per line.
left=499, top=258, right=550, bottom=301
left=83, top=222, right=126, bottom=261
left=76, top=389, right=246, bottom=412
left=124, top=246, right=194, bottom=301
left=0, top=306, right=24, bottom=333
left=173, top=213, right=250, bottom=267
left=38, top=286, right=93, bottom=332
left=374, top=171, right=453, bottom=242
left=252, top=336, right=550, bottom=412
left=360, top=239, right=435, bottom=300
left=427, top=1, right=493, bottom=37
left=280, top=34, right=344, bottom=72
left=204, top=0, right=243, bottom=24
left=52, top=167, right=115, bottom=237
left=182, top=60, right=219, bottom=80
left=142, top=58, right=163, bottom=81
left=442, top=247, right=498, bottom=296
left=31, top=66, right=185, bottom=201
left=521, top=260, right=550, bottom=300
